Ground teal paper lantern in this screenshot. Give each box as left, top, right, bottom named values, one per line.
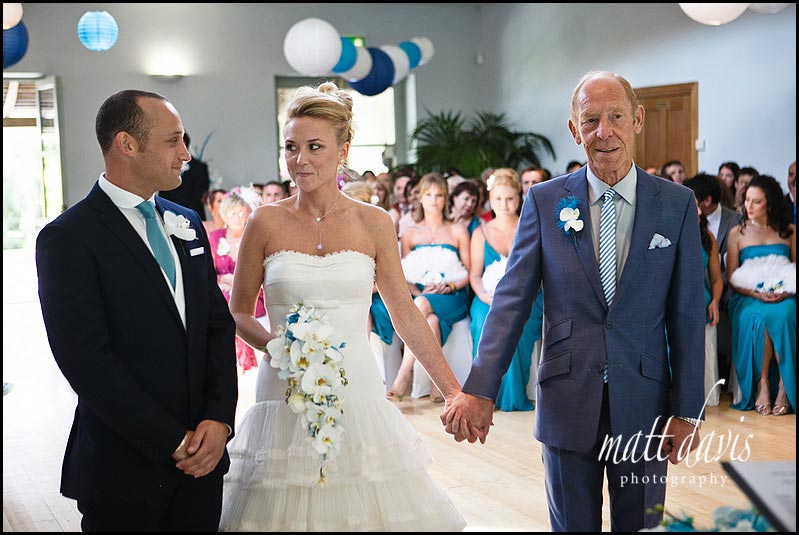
left=77, top=11, right=118, bottom=51
left=3, top=21, right=28, bottom=69
left=332, top=37, right=357, bottom=73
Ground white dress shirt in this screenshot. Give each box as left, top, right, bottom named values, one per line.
left=99, top=174, right=187, bottom=327
left=586, top=164, right=638, bottom=282
left=706, top=202, right=722, bottom=240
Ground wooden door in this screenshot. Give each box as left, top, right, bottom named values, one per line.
left=634, top=82, right=698, bottom=176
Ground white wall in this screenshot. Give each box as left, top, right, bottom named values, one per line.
left=477, top=3, right=796, bottom=187
left=8, top=4, right=796, bottom=207
left=11, top=3, right=481, bottom=206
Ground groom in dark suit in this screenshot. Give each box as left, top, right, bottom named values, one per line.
left=36, top=90, right=238, bottom=531
left=443, top=72, right=706, bottom=531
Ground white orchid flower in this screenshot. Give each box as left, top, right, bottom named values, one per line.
left=163, top=211, right=197, bottom=241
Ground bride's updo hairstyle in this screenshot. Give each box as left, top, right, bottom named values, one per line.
left=285, top=82, right=354, bottom=147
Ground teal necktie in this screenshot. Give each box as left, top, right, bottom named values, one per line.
left=136, top=201, right=176, bottom=289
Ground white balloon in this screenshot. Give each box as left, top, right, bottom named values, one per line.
left=341, top=46, right=372, bottom=82
left=748, top=3, right=790, bottom=14
left=410, top=37, right=435, bottom=65
left=3, top=3, right=23, bottom=30
left=283, top=17, right=342, bottom=76
left=678, top=3, right=749, bottom=26
left=380, top=45, right=410, bottom=85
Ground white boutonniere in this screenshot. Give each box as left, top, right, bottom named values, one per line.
left=163, top=211, right=197, bottom=241
left=216, top=237, right=230, bottom=257
left=557, top=195, right=583, bottom=249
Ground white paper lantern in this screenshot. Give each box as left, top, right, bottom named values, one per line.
left=678, top=3, right=749, bottom=26
left=3, top=3, right=23, bottom=30
left=410, top=36, right=435, bottom=65
left=283, top=17, right=341, bottom=76
left=748, top=3, right=789, bottom=14
left=341, top=46, right=372, bottom=82
left=379, top=44, right=410, bottom=85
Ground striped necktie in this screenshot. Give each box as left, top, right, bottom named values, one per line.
left=136, top=201, right=176, bottom=289
left=599, top=188, right=617, bottom=306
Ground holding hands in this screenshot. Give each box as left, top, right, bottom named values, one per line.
left=440, top=392, right=494, bottom=444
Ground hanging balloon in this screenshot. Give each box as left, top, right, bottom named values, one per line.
left=331, top=37, right=357, bottom=73
left=398, top=40, right=422, bottom=69
left=379, top=45, right=410, bottom=85
left=340, top=46, right=372, bottom=82
left=3, top=20, right=28, bottom=69
left=283, top=17, right=341, bottom=76
left=410, top=36, right=435, bottom=65
left=77, top=11, right=119, bottom=51
left=349, top=47, right=394, bottom=97
left=3, top=3, right=23, bottom=30
left=748, top=3, right=790, bottom=14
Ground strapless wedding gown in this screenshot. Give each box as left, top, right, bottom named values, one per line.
left=219, top=250, right=466, bottom=532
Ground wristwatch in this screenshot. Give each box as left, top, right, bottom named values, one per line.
left=675, top=416, right=702, bottom=429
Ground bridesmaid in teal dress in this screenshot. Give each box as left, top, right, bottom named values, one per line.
left=389, top=173, right=471, bottom=402
left=727, top=175, right=796, bottom=416
left=469, top=169, right=538, bottom=411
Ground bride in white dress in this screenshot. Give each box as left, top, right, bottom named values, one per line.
left=220, top=82, right=466, bottom=531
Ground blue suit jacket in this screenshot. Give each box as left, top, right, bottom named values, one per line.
left=36, top=183, right=238, bottom=502
left=464, top=167, right=706, bottom=453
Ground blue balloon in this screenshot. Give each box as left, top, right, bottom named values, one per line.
left=3, top=21, right=29, bottom=69
left=349, top=47, right=394, bottom=97
left=399, top=40, right=422, bottom=69
left=332, top=37, right=357, bottom=73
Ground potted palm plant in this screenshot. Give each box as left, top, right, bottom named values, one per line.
left=410, top=110, right=556, bottom=178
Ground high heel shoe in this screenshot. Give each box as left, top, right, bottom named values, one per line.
left=771, top=404, right=790, bottom=416
left=755, top=402, right=772, bottom=416
left=387, top=376, right=411, bottom=401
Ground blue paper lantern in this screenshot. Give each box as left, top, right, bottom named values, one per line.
left=399, top=40, right=422, bottom=69
left=332, top=37, right=357, bottom=73
left=77, top=11, right=118, bottom=51
left=3, top=21, right=28, bottom=69
left=349, top=47, right=394, bottom=97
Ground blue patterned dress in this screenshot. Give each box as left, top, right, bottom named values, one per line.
left=729, top=244, right=796, bottom=412
left=469, top=240, right=541, bottom=411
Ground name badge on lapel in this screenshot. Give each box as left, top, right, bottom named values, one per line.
left=189, top=247, right=205, bottom=257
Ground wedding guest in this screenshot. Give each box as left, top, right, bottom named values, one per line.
left=566, top=160, right=584, bottom=173
left=444, top=71, right=705, bottom=531
left=220, top=81, right=465, bottom=530
left=209, top=186, right=265, bottom=373
left=370, top=178, right=392, bottom=211
left=389, top=173, right=471, bottom=403
left=660, top=159, right=686, bottom=184
left=727, top=174, right=795, bottom=416
left=202, top=188, right=227, bottom=234
left=520, top=166, right=549, bottom=197
left=785, top=160, right=796, bottom=224
left=469, top=170, right=538, bottom=411
left=260, top=180, right=289, bottom=205
left=397, top=176, right=422, bottom=238
left=36, top=89, right=237, bottom=531
left=448, top=179, right=482, bottom=235
left=734, top=166, right=759, bottom=212
left=717, top=161, right=739, bottom=210
left=341, top=180, right=373, bottom=204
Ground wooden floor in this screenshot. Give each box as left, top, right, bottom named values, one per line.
left=3, top=248, right=796, bottom=532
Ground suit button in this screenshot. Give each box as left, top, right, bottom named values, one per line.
left=605, top=321, right=613, bottom=329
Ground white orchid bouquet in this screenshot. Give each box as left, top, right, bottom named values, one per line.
left=266, top=303, right=347, bottom=483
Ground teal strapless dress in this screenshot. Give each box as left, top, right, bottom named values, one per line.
left=409, top=243, right=469, bottom=346
left=702, top=248, right=712, bottom=323
left=370, top=292, right=394, bottom=345
left=729, top=244, right=796, bottom=412
left=470, top=240, right=541, bottom=411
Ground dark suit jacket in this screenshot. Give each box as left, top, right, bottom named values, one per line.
left=36, top=183, right=237, bottom=503
left=159, top=159, right=210, bottom=217
left=464, top=167, right=705, bottom=454
left=715, top=205, right=739, bottom=278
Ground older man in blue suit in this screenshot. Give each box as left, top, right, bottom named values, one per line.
left=443, top=71, right=706, bottom=531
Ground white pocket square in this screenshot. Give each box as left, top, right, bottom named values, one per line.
left=648, top=233, right=672, bottom=249
left=189, top=246, right=205, bottom=257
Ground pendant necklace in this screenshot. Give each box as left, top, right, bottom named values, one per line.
left=749, top=218, right=767, bottom=229
left=307, top=195, right=341, bottom=251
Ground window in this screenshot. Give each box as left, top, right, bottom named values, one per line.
left=275, top=77, right=399, bottom=181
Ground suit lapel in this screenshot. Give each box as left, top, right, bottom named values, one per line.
left=91, top=186, right=183, bottom=326
left=614, top=169, right=659, bottom=306
left=564, top=172, right=607, bottom=307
